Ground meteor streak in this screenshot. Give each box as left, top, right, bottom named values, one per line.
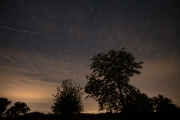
left=0, top=26, right=39, bottom=34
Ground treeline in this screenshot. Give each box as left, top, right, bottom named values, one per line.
left=1, top=48, right=180, bottom=119
left=1, top=93, right=179, bottom=119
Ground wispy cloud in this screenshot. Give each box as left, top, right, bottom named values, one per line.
left=0, top=47, right=91, bottom=113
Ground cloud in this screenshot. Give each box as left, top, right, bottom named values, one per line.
left=0, top=47, right=89, bottom=83
left=0, top=47, right=95, bottom=113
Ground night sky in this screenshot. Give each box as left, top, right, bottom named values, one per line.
left=0, top=0, right=180, bottom=113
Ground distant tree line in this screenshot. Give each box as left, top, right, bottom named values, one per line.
left=0, top=98, right=44, bottom=119
left=0, top=98, right=30, bottom=119
left=1, top=48, right=179, bottom=119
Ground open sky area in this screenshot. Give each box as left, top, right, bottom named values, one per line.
left=0, top=0, right=180, bottom=114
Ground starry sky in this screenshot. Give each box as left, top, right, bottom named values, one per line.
left=0, top=0, right=180, bottom=114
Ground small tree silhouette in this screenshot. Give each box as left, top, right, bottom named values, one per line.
left=152, top=94, right=178, bottom=112
left=0, top=98, right=11, bottom=118
left=51, top=79, right=83, bottom=115
left=5, top=102, right=30, bottom=118
left=125, top=87, right=153, bottom=113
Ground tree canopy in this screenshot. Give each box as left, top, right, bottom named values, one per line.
left=84, top=48, right=144, bottom=113
left=0, top=98, right=11, bottom=118
left=5, top=102, right=30, bottom=118
left=51, top=79, right=84, bottom=115
left=125, top=87, right=153, bottom=113
left=152, top=94, right=178, bottom=112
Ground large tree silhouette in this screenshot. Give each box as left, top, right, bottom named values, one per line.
left=85, top=48, right=143, bottom=114
left=51, top=79, right=83, bottom=115
left=0, top=98, right=11, bottom=118
left=5, top=102, right=30, bottom=118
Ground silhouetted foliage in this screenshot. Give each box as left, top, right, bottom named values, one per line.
left=22, top=111, right=45, bottom=119
left=51, top=79, right=83, bottom=115
left=0, top=98, right=11, bottom=118
left=152, top=94, right=178, bottom=112
left=125, top=87, right=153, bottom=113
left=25, top=111, right=44, bottom=117
left=5, top=102, right=30, bottom=118
left=85, top=48, right=144, bottom=113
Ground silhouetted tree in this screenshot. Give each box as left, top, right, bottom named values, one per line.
left=125, top=87, right=153, bottom=113
left=84, top=48, right=143, bottom=115
left=51, top=79, right=83, bottom=115
left=152, top=94, right=178, bottom=112
left=5, top=102, right=30, bottom=118
left=0, top=98, right=11, bottom=118
left=24, top=111, right=44, bottom=118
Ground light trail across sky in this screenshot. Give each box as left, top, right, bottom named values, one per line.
left=0, top=26, right=39, bottom=34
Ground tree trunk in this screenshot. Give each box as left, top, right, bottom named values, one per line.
left=118, top=85, right=128, bottom=120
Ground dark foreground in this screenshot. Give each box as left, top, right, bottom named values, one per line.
left=1, top=112, right=180, bottom=120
